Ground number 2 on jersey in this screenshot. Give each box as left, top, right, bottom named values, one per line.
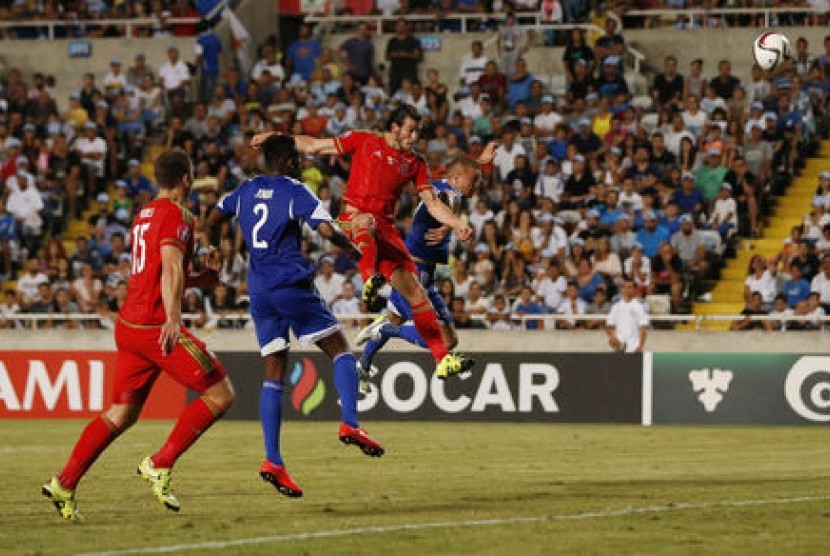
left=252, top=203, right=268, bottom=249
left=131, top=222, right=150, bottom=274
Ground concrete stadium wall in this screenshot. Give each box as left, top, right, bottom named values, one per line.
left=0, top=328, right=824, bottom=353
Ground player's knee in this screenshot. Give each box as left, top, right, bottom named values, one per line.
left=105, top=405, right=140, bottom=430
left=205, top=379, right=235, bottom=412
left=353, top=213, right=375, bottom=231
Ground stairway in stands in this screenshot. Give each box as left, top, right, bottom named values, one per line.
left=686, top=141, right=830, bottom=331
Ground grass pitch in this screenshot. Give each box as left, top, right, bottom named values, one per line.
left=2, top=420, right=829, bottom=555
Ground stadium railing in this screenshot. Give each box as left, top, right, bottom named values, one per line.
left=305, top=15, right=647, bottom=77
left=4, top=312, right=827, bottom=332
left=0, top=17, right=200, bottom=40
left=624, top=7, right=828, bottom=28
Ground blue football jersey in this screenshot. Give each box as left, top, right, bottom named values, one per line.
left=406, top=179, right=463, bottom=265
left=216, top=174, right=332, bottom=290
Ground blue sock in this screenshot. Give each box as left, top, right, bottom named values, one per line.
left=333, top=352, right=359, bottom=428
left=379, top=323, right=400, bottom=339
left=361, top=336, right=389, bottom=371
left=260, top=380, right=283, bottom=465
left=398, top=324, right=428, bottom=349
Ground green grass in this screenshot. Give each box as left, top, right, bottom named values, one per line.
left=2, top=420, right=830, bottom=555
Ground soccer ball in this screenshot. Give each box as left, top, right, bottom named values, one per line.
left=753, top=32, right=791, bottom=71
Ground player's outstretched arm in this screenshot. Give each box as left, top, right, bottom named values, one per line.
left=317, top=221, right=362, bottom=261
left=478, top=141, right=498, bottom=165
left=249, top=132, right=338, bottom=155
left=159, top=245, right=185, bottom=356
left=419, top=188, right=472, bottom=241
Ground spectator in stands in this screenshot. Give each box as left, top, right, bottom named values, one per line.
left=332, top=282, right=360, bottom=328
left=458, top=40, right=489, bottom=86
left=194, top=18, right=223, bottom=103
left=768, top=294, right=794, bottom=330
left=556, top=281, right=585, bottom=329
left=694, top=149, right=727, bottom=204
left=6, top=157, right=44, bottom=252
left=385, top=18, right=422, bottom=95
left=731, top=290, right=772, bottom=331
left=497, top=12, right=530, bottom=78
left=286, top=23, right=321, bottom=83
left=314, top=255, right=345, bottom=308
left=339, top=23, right=375, bottom=84
left=810, top=254, right=830, bottom=312
left=743, top=254, right=777, bottom=310
left=636, top=211, right=669, bottom=258
left=653, top=55, right=684, bottom=108
left=650, top=241, right=683, bottom=310
left=784, top=262, right=811, bottom=309
left=708, top=183, right=737, bottom=239
left=486, top=293, right=513, bottom=330
left=710, top=60, right=741, bottom=100
left=158, top=46, right=191, bottom=101
left=513, top=284, right=546, bottom=329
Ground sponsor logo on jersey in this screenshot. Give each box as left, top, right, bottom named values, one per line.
left=399, top=162, right=411, bottom=175
left=177, top=224, right=191, bottom=243
left=255, top=189, right=274, bottom=200
left=139, top=207, right=155, bottom=218
left=290, top=357, right=325, bottom=415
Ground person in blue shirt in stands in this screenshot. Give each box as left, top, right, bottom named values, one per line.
left=206, top=134, right=384, bottom=500
left=286, top=23, right=322, bottom=82
left=195, top=19, right=223, bottom=103
left=636, top=210, right=670, bottom=259
left=0, top=198, right=16, bottom=280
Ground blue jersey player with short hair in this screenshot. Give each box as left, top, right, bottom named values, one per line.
left=355, top=152, right=495, bottom=382
left=206, top=134, right=384, bottom=499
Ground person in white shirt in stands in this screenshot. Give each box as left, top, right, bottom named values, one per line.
left=158, top=46, right=191, bottom=101
left=606, top=279, right=649, bottom=353
left=534, top=261, right=567, bottom=312
left=709, top=182, right=738, bottom=239
left=533, top=95, right=562, bottom=139
left=624, top=242, right=651, bottom=291
left=6, top=158, right=44, bottom=246
left=103, top=59, right=127, bottom=97
left=744, top=254, right=778, bottom=310
left=535, top=158, right=564, bottom=202
left=250, top=44, right=285, bottom=85
left=458, top=40, right=490, bottom=86
left=15, top=257, right=49, bottom=309
left=331, top=282, right=361, bottom=328
left=556, top=281, right=586, bottom=329
left=313, top=255, right=346, bottom=308
left=458, top=82, right=485, bottom=120
left=468, top=196, right=494, bottom=239
left=493, top=129, right=527, bottom=183
left=768, top=294, right=794, bottom=330
left=4, top=154, right=35, bottom=194
left=810, top=254, right=830, bottom=311
left=73, top=121, right=107, bottom=191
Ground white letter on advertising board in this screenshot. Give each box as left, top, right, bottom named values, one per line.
left=382, top=362, right=428, bottom=413
left=518, top=364, right=559, bottom=412
left=24, top=361, right=82, bottom=411
left=471, top=364, right=516, bottom=412
left=430, top=373, right=471, bottom=413
left=89, top=361, right=104, bottom=411
left=0, top=363, right=21, bottom=410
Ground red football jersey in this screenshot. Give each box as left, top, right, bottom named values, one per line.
left=119, top=198, right=194, bottom=326
left=334, top=130, right=431, bottom=220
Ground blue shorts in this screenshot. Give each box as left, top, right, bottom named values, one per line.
left=249, top=282, right=339, bottom=356
left=387, top=262, right=453, bottom=324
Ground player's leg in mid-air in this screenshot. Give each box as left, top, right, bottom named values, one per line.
left=357, top=285, right=458, bottom=382
left=254, top=283, right=384, bottom=499
left=341, top=211, right=386, bottom=309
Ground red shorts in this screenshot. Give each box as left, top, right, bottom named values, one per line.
left=112, top=318, right=227, bottom=406
left=339, top=212, right=418, bottom=280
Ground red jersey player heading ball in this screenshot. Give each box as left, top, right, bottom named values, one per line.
left=42, top=148, right=235, bottom=520
left=252, top=104, right=474, bottom=379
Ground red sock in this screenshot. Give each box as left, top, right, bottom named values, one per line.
left=411, top=300, right=448, bottom=362
left=354, top=227, right=378, bottom=280
left=151, top=398, right=222, bottom=469
left=58, top=416, right=121, bottom=490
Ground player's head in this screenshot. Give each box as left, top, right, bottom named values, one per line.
left=445, top=157, right=480, bottom=196
left=154, top=148, right=193, bottom=193
left=261, top=134, right=300, bottom=178
left=385, top=104, right=421, bottom=150
left=621, top=278, right=636, bottom=300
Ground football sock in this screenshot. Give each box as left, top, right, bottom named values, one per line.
left=397, top=324, right=428, bottom=349
left=360, top=336, right=389, bottom=371
left=58, top=415, right=122, bottom=490
left=151, top=397, right=221, bottom=469
left=333, top=352, right=359, bottom=428
left=259, top=380, right=284, bottom=466
left=354, top=227, right=378, bottom=280
left=411, top=300, right=448, bottom=362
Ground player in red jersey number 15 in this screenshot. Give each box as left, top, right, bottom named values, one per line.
left=251, top=105, right=481, bottom=379
left=41, top=148, right=235, bottom=520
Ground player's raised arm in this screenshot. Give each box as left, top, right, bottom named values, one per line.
left=250, top=132, right=339, bottom=155
left=159, top=244, right=185, bottom=356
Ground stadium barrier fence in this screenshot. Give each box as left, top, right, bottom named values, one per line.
left=0, top=17, right=201, bottom=40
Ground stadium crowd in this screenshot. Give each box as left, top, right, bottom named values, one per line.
left=0, top=7, right=829, bottom=332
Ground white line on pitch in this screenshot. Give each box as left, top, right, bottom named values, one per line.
left=76, top=494, right=830, bottom=556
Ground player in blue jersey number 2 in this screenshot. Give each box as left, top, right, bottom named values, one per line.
left=205, top=135, right=383, bottom=499
left=355, top=144, right=496, bottom=387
